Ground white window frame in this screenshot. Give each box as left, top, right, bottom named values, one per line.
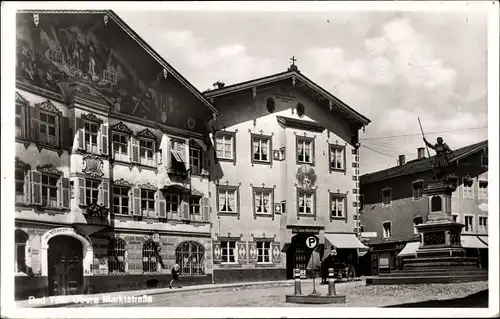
left=85, top=178, right=100, bottom=206
left=464, top=215, right=474, bottom=233
left=451, top=180, right=460, bottom=199
left=478, top=180, right=488, bottom=200
left=478, top=216, right=488, bottom=233
left=83, top=120, right=99, bottom=153
left=41, top=173, right=59, bottom=208
left=256, top=241, right=271, bottom=264
left=39, top=111, right=59, bottom=147
left=139, top=138, right=156, bottom=167
left=254, top=189, right=272, bottom=215
left=297, top=138, right=314, bottom=164
left=329, top=145, right=345, bottom=170
left=462, top=178, right=474, bottom=199
left=252, top=136, right=271, bottom=163
left=330, top=195, right=345, bottom=218
left=220, top=240, right=238, bottom=264
left=189, top=197, right=201, bottom=216
left=218, top=188, right=238, bottom=214
left=113, top=186, right=130, bottom=215
left=412, top=180, right=423, bottom=200
left=15, top=104, right=26, bottom=139
left=141, top=189, right=156, bottom=215
left=15, top=169, right=26, bottom=204
left=166, top=193, right=180, bottom=214
left=382, top=221, right=392, bottom=238
left=216, top=134, right=234, bottom=160
left=189, top=147, right=201, bottom=175
left=297, top=190, right=315, bottom=215
left=112, top=133, right=129, bottom=162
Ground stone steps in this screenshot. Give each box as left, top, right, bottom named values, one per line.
left=378, top=270, right=487, bottom=278
left=366, top=274, right=488, bottom=285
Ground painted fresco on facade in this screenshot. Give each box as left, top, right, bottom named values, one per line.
left=15, top=12, right=208, bottom=131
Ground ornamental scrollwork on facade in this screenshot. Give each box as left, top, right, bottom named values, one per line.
left=82, top=154, right=104, bottom=178
left=113, top=178, right=133, bottom=187
left=36, top=164, right=63, bottom=175
left=296, top=164, right=317, bottom=190
left=35, top=100, right=62, bottom=116
left=110, top=121, right=133, bottom=135
left=81, top=112, right=103, bottom=124
left=15, top=92, right=28, bottom=104
left=137, top=128, right=156, bottom=140
left=137, top=181, right=157, bottom=190
left=15, top=157, right=31, bottom=170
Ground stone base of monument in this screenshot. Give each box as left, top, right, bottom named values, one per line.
left=285, top=294, right=346, bottom=304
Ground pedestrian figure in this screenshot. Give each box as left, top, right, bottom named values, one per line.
left=169, top=263, right=182, bottom=289
left=321, top=246, right=337, bottom=284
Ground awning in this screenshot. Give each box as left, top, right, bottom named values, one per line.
left=325, top=233, right=368, bottom=250
left=358, top=248, right=369, bottom=257
left=478, top=236, right=488, bottom=245
left=281, top=243, right=290, bottom=253
left=461, top=235, right=488, bottom=249
left=397, top=241, right=420, bottom=257
left=163, top=184, right=203, bottom=196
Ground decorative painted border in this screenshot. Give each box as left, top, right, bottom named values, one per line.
left=216, top=182, right=241, bottom=219
left=251, top=184, right=276, bottom=220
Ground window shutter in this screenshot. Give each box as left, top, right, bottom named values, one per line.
left=61, top=177, right=70, bottom=208
left=77, top=117, right=85, bottom=150
left=30, top=171, right=42, bottom=205
left=184, top=138, right=190, bottom=172
left=131, top=136, right=139, bottom=163
left=60, top=116, right=72, bottom=150
left=164, top=135, right=171, bottom=169
left=182, top=202, right=190, bottom=220
left=24, top=171, right=31, bottom=203
left=55, top=115, right=60, bottom=147
left=30, top=107, right=40, bottom=143
left=133, top=187, right=141, bottom=216
left=157, top=190, right=166, bottom=219
left=202, top=197, right=210, bottom=222
left=78, top=177, right=86, bottom=206
left=100, top=124, right=109, bottom=155
left=201, top=150, right=209, bottom=175
left=102, top=181, right=110, bottom=208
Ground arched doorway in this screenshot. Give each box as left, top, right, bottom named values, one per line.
left=47, top=236, right=84, bottom=296
left=15, top=229, right=29, bottom=274
left=175, top=241, right=205, bottom=275
left=286, top=234, right=314, bottom=279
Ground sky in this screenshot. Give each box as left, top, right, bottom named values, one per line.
left=116, top=9, right=489, bottom=175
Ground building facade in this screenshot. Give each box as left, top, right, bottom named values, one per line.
left=204, top=64, right=371, bottom=282
left=14, top=10, right=219, bottom=299
left=359, top=142, right=488, bottom=275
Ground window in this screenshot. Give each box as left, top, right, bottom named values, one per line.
left=166, top=194, right=179, bottom=214
left=481, top=149, right=488, bottom=167
left=330, top=195, right=345, bottom=218
left=412, top=181, right=423, bottom=199
left=451, top=179, right=459, bottom=199
left=297, top=137, right=314, bottom=164
left=189, top=147, right=201, bottom=174
left=254, top=189, right=272, bottom=215
left=452, top=214, right=458, bottom=223
left=139, top=139, right=156, bottom=166
left=141, top=189, right=155, bottom=214
left=41, top=174, right=59, bottom=208
left=15, top=230, right=28, bottom=274
left=478, top=217, right=488, bottom=233
left=413, top=216, right=423, bottom=234
left=15, top=104, right=26, bottom=139
left=218, top=187, right=238, bottom=214
left=39, top=111, right=58, bottom=146
left=216, top=133, right=235, bottom=161
left=257, top=241, right=271, bottom=263
left=464, top=216, right=473, bottom=232
left=221, top=240, right=237, bottom=263
left=112, top=133, right=129, bottom=162
left=463, top=178, right=474, bottom=199
left=142, top=240, right=160, bottom=272
left=113, top=186, right=129, bottom=215
left=478, top=180, right=488, bottom=199
left=176, top=241, right=205, bottom=275
left=189, top=197, right=201, bottom=216
left=170, top=139, right=188, bottom=172
left=252, top=135, right=271, bottom=163
left=266, top=97, right=275, bottom=113
left=382, top=188, right=391, bottom=206
left=382, top=222, right=392, bottom=238
left=297, top=189, right=315, bottom=215
left=84, top=120, right=99, bottom=152
left=15, top=170, right=25, bottom=204
left=108, top=238, right=126, bottom=273
left=85, top=179, right=100, bottom=206
left=329, top=145, right=345, bottom=171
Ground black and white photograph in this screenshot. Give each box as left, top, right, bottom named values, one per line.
left=1, top=1, right=498, bottom=318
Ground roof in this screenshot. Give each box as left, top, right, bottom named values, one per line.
left=276, top=116, right=325, bottom=132
left=204, top=69, right=370, bottom=128
left=16, top=9, right=219, bottom=116
left=360, top=140, right=488, bottom=184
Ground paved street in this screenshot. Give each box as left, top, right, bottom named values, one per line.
left=63, top=280, right=488, bottom=308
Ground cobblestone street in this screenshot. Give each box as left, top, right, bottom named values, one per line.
left=64, top=281, right=488, bottom=308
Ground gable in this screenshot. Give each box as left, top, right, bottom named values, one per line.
left=15, top=11, right=217, bottom=134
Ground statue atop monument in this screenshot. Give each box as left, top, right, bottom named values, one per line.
left=423, top=137, right=453, bottom=179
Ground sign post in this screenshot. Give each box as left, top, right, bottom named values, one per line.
left=305, top=235, right=319, bottom=295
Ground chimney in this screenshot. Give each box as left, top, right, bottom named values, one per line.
left=417, top=147, right=425, bottom=159
left=398, top=155, right=406, bottom=166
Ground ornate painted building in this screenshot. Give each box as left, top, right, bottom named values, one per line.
left=14, top=10, right=220, bottom=299
left=204, top=63, right=371, bottom=282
